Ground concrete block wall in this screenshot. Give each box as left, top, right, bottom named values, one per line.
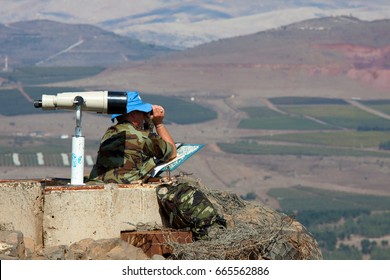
left=43, top=184, right=163, bottom=247
left=0, top=179, right=163, bottom=247
left=0, top=180, right=44, bottom=246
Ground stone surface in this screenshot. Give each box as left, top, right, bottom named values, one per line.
left=0, top=231, right=25, bottom=259
left=23, top=237, right=35, bottom=259
left=40, top=245, right=74, bottom=260
left=0, top=180, right=44, bottom=246
left=0, top=231, right=151, bottom=260
left=43, top=183, right=163, bottom=247
left=69, top=238, right=95, bottom=260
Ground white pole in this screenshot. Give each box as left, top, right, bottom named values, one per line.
left=70, top=96, right=85, bottom=185
left=71, top=136, right=85, bottom=185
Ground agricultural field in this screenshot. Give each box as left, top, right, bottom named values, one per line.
left=247, top=131, right=390, bottom=149
left=269, top=96, right=348, bottom=105
left=268, top=186, right=390, bottom=212
left=361, top=100, right=390, bottom=115
left=0, top=152, right=96, bottom=168
left=218, top=142, right=390, bottom=158
left=142, top=93, right=217, bottom=124
left=222, top=96, right=390, bottom=158
left=267, top=186, right=390, bottom=259
left=281, top=105, right=390, bottom=130
left=238, top=107, right=332, bottom=130
left=0, top=134, right=98, bottom=168
left=240, top=97, right=390, bottom=131
left=238, top=105, right=390, bottom=132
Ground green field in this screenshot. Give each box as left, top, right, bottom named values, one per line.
left=228, top=97, right=390, bottom=158
left=143, top=93, right=217, bottom=124
left=268, top=186, right=390, bottom=212
left=269, top=96, right=348, bottom=105
left=281, top=105, right=390, bottom=130
left=238, top=107, right=332, bottom=130
left=247, top=131, right=390, bottom=148
left=218, top=142, right=390, bottom=157
left=237, top=102, right=390, bottom=131
left=361, top=100, right=390, bottom=115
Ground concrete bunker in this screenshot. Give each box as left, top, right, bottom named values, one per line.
left=0, top=178, right=165, bottom=248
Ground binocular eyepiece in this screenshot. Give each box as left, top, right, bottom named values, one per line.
left=33, top=91, right=128, bottom=114
left=34, top=100, right=43, bottom=108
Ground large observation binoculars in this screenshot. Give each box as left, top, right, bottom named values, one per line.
left=34, top=91, right=128, bottom=114
left=33, top=90, right=130, bottom=185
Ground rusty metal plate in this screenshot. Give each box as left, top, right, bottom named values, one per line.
left=121, top=230, right=192, bottom=258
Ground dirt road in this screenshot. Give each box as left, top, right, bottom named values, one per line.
left=347, top=99, right=390, bottom=120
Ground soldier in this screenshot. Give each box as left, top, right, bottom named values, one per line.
left=88, top=91, right=177, bottom=184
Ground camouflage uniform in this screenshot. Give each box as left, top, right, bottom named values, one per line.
left=88, top=121, right=174, bottom=184
left=156, top=182, right=227, bottom=240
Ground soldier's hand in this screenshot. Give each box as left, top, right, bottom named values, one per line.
left=152, top=105, right=165, bottom=125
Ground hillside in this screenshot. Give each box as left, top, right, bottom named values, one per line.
left=0, top=20, right=174, bottom=67
left=1, top=0, right=389, bottom=49
left=72, top=16, right=390, bottom=96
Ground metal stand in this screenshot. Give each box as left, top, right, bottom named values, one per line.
left=71, top=96, right=85, bottom=185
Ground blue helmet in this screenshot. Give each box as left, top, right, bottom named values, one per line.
left=111, top=91, right=152, bottom=121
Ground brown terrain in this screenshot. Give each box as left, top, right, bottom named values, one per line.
left=1, top=16, right=390, bottom=210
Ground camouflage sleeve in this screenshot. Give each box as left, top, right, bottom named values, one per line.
left=88, top=124, right=174, bottom=183
left=144, top=133, right=174, bottom=163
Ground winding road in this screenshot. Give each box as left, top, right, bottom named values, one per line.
left=36, top=39, right=85, bottom=65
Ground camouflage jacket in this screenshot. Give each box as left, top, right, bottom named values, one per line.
left=88, top=121, right=174, bottom=184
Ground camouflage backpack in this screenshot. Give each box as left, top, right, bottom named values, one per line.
left=156, top=182, right=226, bottom=240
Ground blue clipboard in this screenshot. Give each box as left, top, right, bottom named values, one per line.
left=151, top=143, right=204, bottom=177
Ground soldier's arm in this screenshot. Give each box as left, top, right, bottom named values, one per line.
left=152, top=105, right=177, bottom=160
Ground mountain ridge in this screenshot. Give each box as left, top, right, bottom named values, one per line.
left=0, top=19, right=174, bottom=67
left=1, top=1, right=390, bottom=49
left=71, top=16, right=390, bottom=96
left=1, top=16, right=389, bottom=94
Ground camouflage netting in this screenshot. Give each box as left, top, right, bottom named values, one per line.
left=163, top=176, right=323, bottom=260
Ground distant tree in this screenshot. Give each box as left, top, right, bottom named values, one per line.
left=323, top=244, right=362, bottom=260
left=361, top=239, right=371, bottom=254
left=361, top=239, right=377, bottom=255
left=313, top=230, right=337, bottom=251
